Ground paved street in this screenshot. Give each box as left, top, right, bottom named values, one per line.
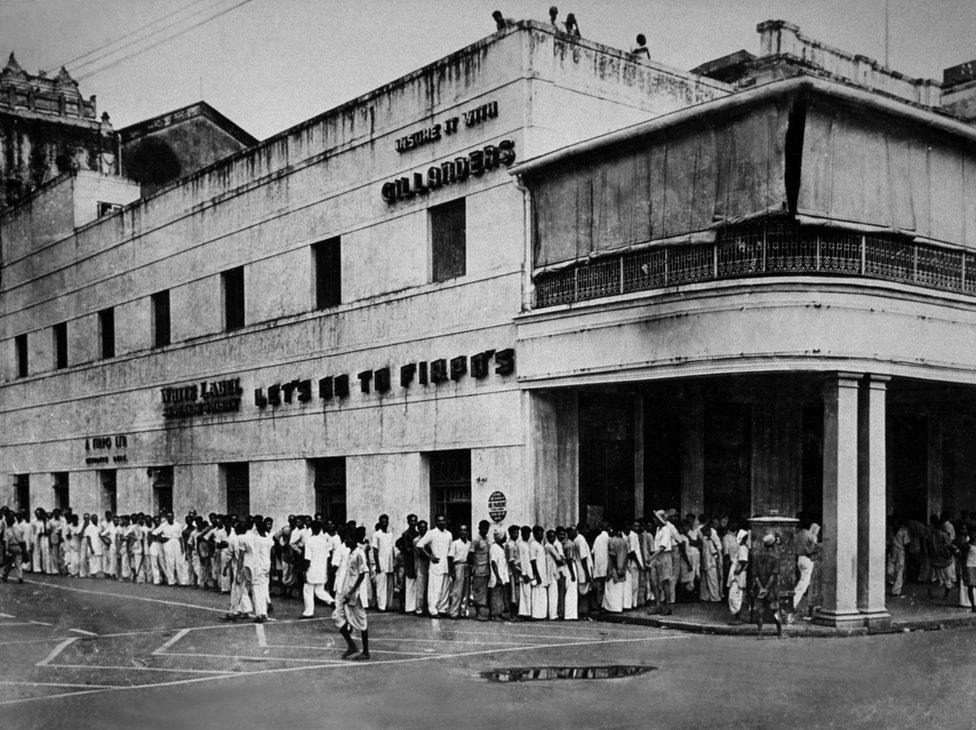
left=1, top=577, right=975, bottom=728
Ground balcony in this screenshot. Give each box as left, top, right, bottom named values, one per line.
left=532, top=222, right=976, bottom=308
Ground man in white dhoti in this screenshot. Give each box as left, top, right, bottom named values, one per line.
left=569, top=525, right=592, bottom=614
left=83, top=514, right=104, bottom=578
left=625, top=522, right=644, bottom=610
left=152, top=513, right=183, bottom=585
left=528, top=526, right=548, bottom=620
left=602, top=528, right=627, bottom=613
left=418, top=514, right=453, bottom=618
left=370, top=514, right=394, bottom=611
left=517, top=525, right=533, bottom=618
left=29, top=509, right=47, bottom=574
left=699, top=521, right=723, bottom=602
left=333, top=526, right=370, bottom=660
left=728, top=529, right=750, bottom=623
left=221, top=522, right=253, bottom=620
left=246, top=516, right=274, bottom=622
left=301, top=520, right=335, bottom=617
left=558, top=527, right=578, bottom=620
left=543, top=529, right=563, bottom=619
left=591, top=523, right=610, bottom=611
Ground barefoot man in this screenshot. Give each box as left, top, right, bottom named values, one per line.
left=334, top=525, right=370, bottom=660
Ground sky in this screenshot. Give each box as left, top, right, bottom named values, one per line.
left=1, top=0, right=975, bottom=140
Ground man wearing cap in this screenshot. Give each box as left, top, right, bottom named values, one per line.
left=728, top=529, right=750, bottom=624
left=646, top=510, right=675, bottom=616
left=488, top=528, right=510, bottom=620
left=469, top=520, right=492, bottom=621
left=752, top=533, right=783, bottom=638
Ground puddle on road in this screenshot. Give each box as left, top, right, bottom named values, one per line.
left=482, top=665, right=656, bottom=683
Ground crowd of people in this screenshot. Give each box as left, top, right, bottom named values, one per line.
left=887, top=511, right=976, bottom=609
left=5, top=503, right=975, bottom=648
left=0, top=504, right=805, bottom=636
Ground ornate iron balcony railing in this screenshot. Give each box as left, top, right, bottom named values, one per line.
left=532, top=223, right=976, bottom=308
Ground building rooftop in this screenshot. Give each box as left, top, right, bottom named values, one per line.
left=0, top=52, right=98, bottom=122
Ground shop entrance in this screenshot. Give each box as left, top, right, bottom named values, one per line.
left=703, top=403, right=752, bottom=520
left=579, top=394, right=635, bottom=527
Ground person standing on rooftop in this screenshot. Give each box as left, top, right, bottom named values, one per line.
left=564, top=12, right=581, bottom=37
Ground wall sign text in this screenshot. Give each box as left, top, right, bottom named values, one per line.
left=255, top=347, right=515, bottom=409
left=394, top=101, right=499, bottom=153
left=382, top=140, right=515, bottom=203
left=160, top=378, right=243, bottom=418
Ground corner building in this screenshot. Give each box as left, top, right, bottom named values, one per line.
left=8, top=18, right=976, bottom=627
left=0, top=23, right=725, bottom=542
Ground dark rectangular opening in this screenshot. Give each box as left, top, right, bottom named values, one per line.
left=99, top=469, right=117, bottom=515
left=14, top=333, right=27, bottom=377
left=151, top=466, right=174, bottom=514
left=429, top=449, right=471, bottom=533
left=52, top=471, right=69, bottom=510
left=98, top=307, right=115, bottom=359
left=431, top=197, right=466, bottom=282
left=579, top=395, right=635, bottom=527
left=313, top=237, right=342, bottom=310
left=703, top=402, right=753, bottom=520
left=222, top=267, right=245, bottom=331
left=223, top=462, right=250, bottom=517
left=53, top=322, right=68, bottom=369
left=152, top=290, right=171, bottom=347
left=14, top=474, right=29, bottom=512
left=312, top=457, right=346, bottom=524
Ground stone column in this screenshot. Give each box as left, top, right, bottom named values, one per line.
left=815, top=373, right=862, bottom=627
left=857, top=375, right=890, bottom=625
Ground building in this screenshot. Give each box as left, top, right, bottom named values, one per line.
left=0, top=53, right=117, bottom=208
left=3, top=19, right=976, bottom=627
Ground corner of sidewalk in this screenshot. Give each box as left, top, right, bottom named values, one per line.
left=590, top=608, right=976, bottom=638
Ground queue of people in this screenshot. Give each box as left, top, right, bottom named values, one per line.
left=0, top=504, right=801, bottom=629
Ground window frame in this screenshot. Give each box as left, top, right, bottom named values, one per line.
left=429, top=197, right=467, bottom=283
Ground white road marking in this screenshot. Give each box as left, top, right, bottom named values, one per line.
left=68, top=628, right=98, bottom=636
left=0, top=622, right=42, bottom=627
left=27, top=620, right=53, bottom=626
left=47, top=663, right=232, bottom=675
left=0, top=637, right=76, bottom=646
left=35, top=638, right=78, bottom=667
left=255, top=623, right=267, bottom=648
left=159, top=651, right=350, bottom=663
left=0, top=681, right=119, bottom=689
left=0, top=612, right=14, bottom=618
left=151, top=628, right=190, bottom=655
left=2, top=631, right=691, bottom=707
left=23, top=580, right=226, bottom=614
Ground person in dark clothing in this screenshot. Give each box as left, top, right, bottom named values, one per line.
left=752, top=534, right=783, bottom=639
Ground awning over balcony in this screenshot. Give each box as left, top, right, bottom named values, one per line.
left=798, top=97, right=976, bottom=246
left=521, top=77, right=976, bottom=271
left=532, top=96, right=792, bottom=269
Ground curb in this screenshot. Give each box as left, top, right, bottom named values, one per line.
left=593, top=610, right=976, bottom=638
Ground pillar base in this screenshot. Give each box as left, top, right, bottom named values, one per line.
left=812, top=608, right=864, bottom=628
left=858, top=609, right=891, bottom=629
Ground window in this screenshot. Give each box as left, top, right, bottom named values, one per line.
left=312, top=457, right=346, bottom=524
left=222, top=462, right=250, bottom=516
left=100, top=469, right=117, bottom=514
left=430, top=197, right=466, bottom=282
left=150, top=466, right=173, bottom=514
left=222, top=267, right=245, bottom=331
left=14, top=474, right=29, bottom=512
left=98, top=307, right=115, bottom=359
left=14, top=333, right=27, bottom=377
left=97, top=201, right=122, bottom=217
left=428, top=449, right=471, bottom=534
left=151, top=290, right=171, bottom=347
left=52, top=322, right=68, bottom=369
left=312, top=237, right=341, bottom=309
left=52, top=471, right=69, bottom=510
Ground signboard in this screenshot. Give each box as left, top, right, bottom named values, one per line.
left=488, top=491, right=507, bottom=523
left=160, top=378, right=242, bottom=418
left=381, top=140, right=516, bottom=203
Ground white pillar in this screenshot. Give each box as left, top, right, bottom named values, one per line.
left=816, top=373, right=862, bottom=627
left=858, top=375, right=890, bottom=623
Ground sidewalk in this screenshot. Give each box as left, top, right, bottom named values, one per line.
left=594, top=583, right=976, bottom=637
